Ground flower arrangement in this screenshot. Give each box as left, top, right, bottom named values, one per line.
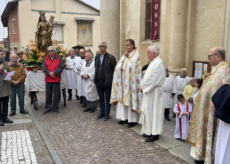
left=23, top=40, right=67, bottom=68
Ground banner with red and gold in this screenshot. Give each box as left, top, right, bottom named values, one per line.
left=151, top=0, right=160, bottom=41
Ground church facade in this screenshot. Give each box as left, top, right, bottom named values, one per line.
left=1, top=0, right=100, bottom=53
left=101, top=0, right=230, bottom=77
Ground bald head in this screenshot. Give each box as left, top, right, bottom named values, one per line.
left=10, top=53, right=18, bottom=63
left=79, top=48, right=86, bottom=58
left=85, top=52, right=92, bottom=62
left=208, top=46, right=225, bottom=66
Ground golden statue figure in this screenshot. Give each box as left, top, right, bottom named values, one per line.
left=35, top=12, right=52, bottom=52
left=46, top=16, right=57, bottom=34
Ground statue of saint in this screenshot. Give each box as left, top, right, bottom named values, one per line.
left=36, top=12, right=52, bottom=52
left=46, top=16, right=57, bottom=34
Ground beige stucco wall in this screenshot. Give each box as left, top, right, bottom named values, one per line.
left=18, top=0, right=100, bottom=54
left=119, top=0, right=226, bottom=77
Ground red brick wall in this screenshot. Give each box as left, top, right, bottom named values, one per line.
left=8, top=6, right=19, bottom=43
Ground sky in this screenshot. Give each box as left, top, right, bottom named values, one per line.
left=0, top=0, right=100, bottom=41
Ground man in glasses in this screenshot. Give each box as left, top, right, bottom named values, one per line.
left=186, top=46, right=230, bottom=164
left=94, top=41, right=117, bottom=121
left=42, top=46, right=64, bottom=114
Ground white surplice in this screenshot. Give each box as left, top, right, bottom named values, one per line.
left=66, top=56, right=78, bottom=89
left=162, top=74, right=174, bottom=108
left=215, top=120, right=230, bottom=164
left=73, top=57, right=86, bottom=97
left=139, top=56, right=165, bottom=135
left=173, top=102, right=192, bottom=140
left=174, top=76, right=190, bottom=105
left=81, top=60, right=99, bottom=101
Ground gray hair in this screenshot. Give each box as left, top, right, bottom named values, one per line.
left=70, top=48, right=75, bottom=51
left=214, top=48, right=225, bottom=60
left=47, top=46, right=56, bottom=52
left=181, top=68, right=187, bottom=72
left=86, top=52, right=93, bottom=58
left=147, top=45, right=160, bottom=55
left=99, top=41, right=107, bottom=47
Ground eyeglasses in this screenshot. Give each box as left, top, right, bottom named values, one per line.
left=208, top=54, right=217, bottom=58
left=48, top=50, right=54, bottom=52
left=98, top=46, right=105, bottom=48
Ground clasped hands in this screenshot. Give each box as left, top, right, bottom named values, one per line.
left=82, top=74, right=88, bottom=80
left=181, top=113, right=189, bottom=116
left=49, top=72, right=56, bottom=78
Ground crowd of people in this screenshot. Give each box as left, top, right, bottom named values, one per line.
left=0, top=39, right=230, bottom=164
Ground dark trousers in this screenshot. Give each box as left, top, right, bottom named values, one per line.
left=96, top=81, right=112, bottom=116
left=165, top=108, right=170, bottom=118
left=82, top=96, right=87, bottom=103
left=68, top=89, right=77, bottom=98
left=45, top=83, right=60, bottom=111
left=87, top=101, right=95, bottom=109
left=0, top=96, right=9, bottom=119
left=10, top=83, right=25, bottom=112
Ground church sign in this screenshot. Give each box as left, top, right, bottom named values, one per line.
left=151, top=0, right=160, bottom=41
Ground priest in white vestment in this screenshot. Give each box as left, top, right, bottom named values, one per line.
left=139, top=45, right=165, bottom=142
left=110, top=39, right=142, bottom=128
left=66, top=48, right=79, bottom=101
left=173, top=68, right=190, bottom=118
left=81, top=52, right=99, bottom=113
left=162, top=67, right=175, bottom=121
left=74, top=48, right=87, bottom=107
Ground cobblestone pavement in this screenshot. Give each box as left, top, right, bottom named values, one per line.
left=0, top=118, right=53, bottom=164
left=25, top=92, right=188, bottom=164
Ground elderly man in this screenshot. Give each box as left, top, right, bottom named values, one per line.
left=86, top=48, right=94, bottom=58
left=81, top=52, right=98, bottom=113
left=0, top=50, right=13, bottom=125
left=186, top=47, right=230, bottom=164
left=139, top=45, right=165, bottom=142
left=74, top=48, right=87, bottom=107
left=110, top=39, right=142, bottom=128
left=95, top=41, right=117, bottom=121
left=173, top=68, right=190, bottom=118
left=8, top=53, right=27, bottom=116
left=162, top=68, right=175, bottom=121
left=66, top=48, right=79, bottom=101
left=42, top=46, right=64, bottom=114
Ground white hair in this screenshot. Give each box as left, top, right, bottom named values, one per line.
left=99, top=41, right=107, bottom=47
left=147, top=45, right=160, bottom=55
left=47, top=46, right=56, bottom=52
left=181, top=68, right=187, bottom=72
left=86, top=52, right=93, bottom=58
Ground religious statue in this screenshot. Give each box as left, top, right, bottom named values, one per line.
left=46, top=16, right=57, bottom=34
left=35, top=12, right=52, bottom=52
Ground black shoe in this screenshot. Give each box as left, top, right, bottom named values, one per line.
left=142, top=134, right=151, bottom=138
left=67, top=97, right=72, bottom=101
left=165, top=117, right=171, bottom=121
left=76, top=96, right=80, bottom=100
left=194, top=159, right=204, bottom=164
left=43, top=109, right=52, bottom=115
left=145, top=135, right=159, bottom=142
left=79, top=100, right=83, bottom=104
left=0, top=119, right=4, bottom=126
left=127, top=122, right=137, bottom=128
left=83, top=108, right=90, bottom=112
left=9, top=112, right=16, bottom=116
left=96, top=113, right=105, bottom=120
left=3, top=118, right=13, bottom=124
left=90, top=108, right=95, bottom=113
left=81, top=103, right=87, bottom=108
left=118, top=120, right=128, bottom=124
left=20, top=111, right=28, bottom=114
